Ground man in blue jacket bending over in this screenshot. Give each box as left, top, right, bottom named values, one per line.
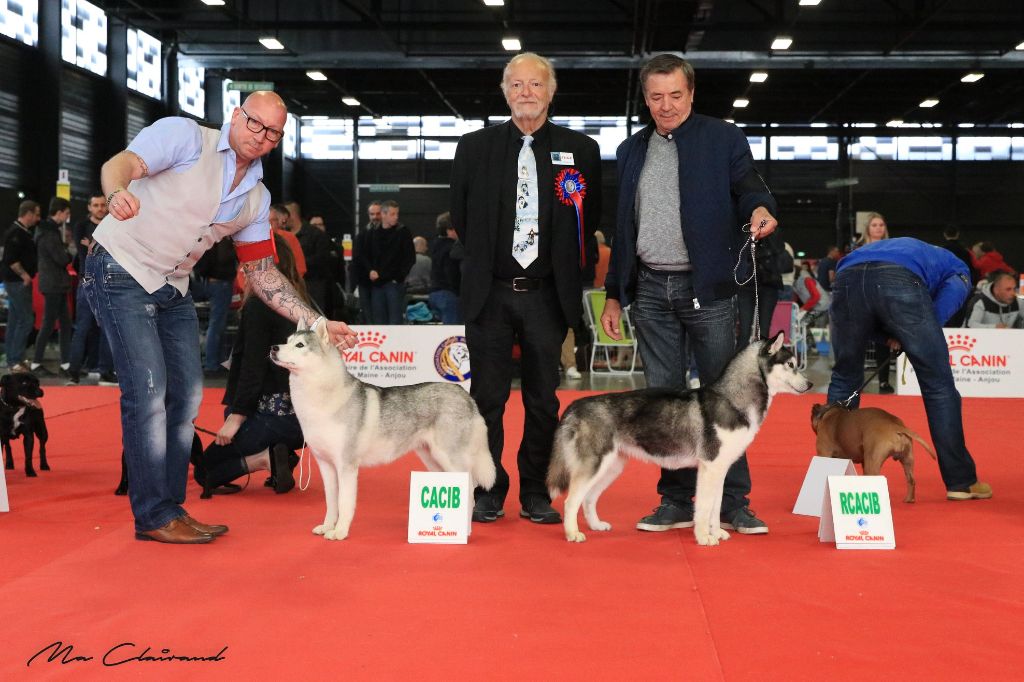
left=828, top=237, right=991, bottom=501
left=601, top=54, right=779, bottom=535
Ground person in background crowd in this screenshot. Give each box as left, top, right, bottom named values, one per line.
left=451, top=52, right=602, bottom=525
left=601, top=54, right=775, bottom=535
left=92, top=90, right=355, bottom=544
left=827, top=237, right=991, bottom=502
left=964, top=271, right=1024, bottom=329
left=363, top=199, right=414, bottom=324
left=268, top=203, right=306, bottom=277
left=778, top=241, right=795, bottom=301
left=854, top=211, right=893, bottom=393
left=196, top=235, right=305, bottom=498
left=66, top=194, right=116, bottom=385
left=309, top=214, right=326, bottom=232
left=194, top=237, right=238, bottom=377
left=941, top=225, right=978, bottom=284
left=736, top=231, right=785, bottom=349
left=285, top=200, right=332, bottom=313
left=970, top=241, right=1014, bottom=280
left=31, top=197, right=73, bottom=374
left=592, top=230, right=611, bottom=289
left=816, top=245, right=841, bottom=292
left=427, top=211, right=463, bottom=324
left=2, top=200, right=41, bottom=373
left=309, top=214, right=344, bottom=318
left=350, top=201, right=381, bottom=319
left=405, top=235, right=432, bottom=295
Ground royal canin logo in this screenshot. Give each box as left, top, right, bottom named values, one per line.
left=355, top=331, right=387, bottom=348
left=946, top=333, right=976, bottom=352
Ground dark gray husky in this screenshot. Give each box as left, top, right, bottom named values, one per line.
left=547, top=332, right=811, bottom=546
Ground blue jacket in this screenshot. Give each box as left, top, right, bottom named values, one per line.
left=604, top=115, right=776, bottom=307
left=837, top=237, right=972, bottom=325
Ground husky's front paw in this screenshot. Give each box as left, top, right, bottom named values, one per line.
left=324, top=528, right=349, bottom=541
left=587, top=520, right=612, bottom=532
left=312, top=524, right=328, bottom=535
left=565, top=530, right=587, bottom=542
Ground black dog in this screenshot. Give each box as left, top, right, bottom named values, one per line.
left=1, top=373, right=49, bottom=477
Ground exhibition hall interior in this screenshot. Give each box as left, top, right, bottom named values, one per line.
left=1, top=1, right=1022, bottom=679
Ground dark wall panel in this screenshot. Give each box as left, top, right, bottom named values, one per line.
left=60, top=68, right=100, bottom=196
left=0, top=41, right=25, bottom=192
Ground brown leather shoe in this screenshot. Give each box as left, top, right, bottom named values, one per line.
left=181, top=514, right=229, bottom=536
left=135, top=517, right=214, bottom=544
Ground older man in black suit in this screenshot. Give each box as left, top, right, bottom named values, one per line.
left=450, top=52, right=602, bottom=525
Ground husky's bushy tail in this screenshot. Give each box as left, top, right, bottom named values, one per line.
left=546, top=419, right=576, bottom=501
left=468, top=415, right=497, bottom=490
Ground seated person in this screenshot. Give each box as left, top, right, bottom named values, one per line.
left=965, top=271, right=1023, bottom=329
left=198, top=235, right=305, bottom=497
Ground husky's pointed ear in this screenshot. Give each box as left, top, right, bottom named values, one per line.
left=768, top=331, right=786, bottom=355
left=297, top=318, right=309, bottom=333
left=315, top=319, right=331, bottom=346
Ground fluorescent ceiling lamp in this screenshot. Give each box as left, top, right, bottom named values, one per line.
left=733, top=99, right=749, bottom=108
left=886, top=119, right=903, bottom=127
left=342, top=97, right=361, bottom=106
left=1016, top=41, right=1024, bottom=50
left=958, top=123, right=975, bottom=128
left=771, top=36, right=793, bottom=50
left=306, top=71, right=328, bottom=81
left=724, top=118, right=734, bottom=123
left=502, top=37, right=521, bottom=51
left=482, top=0, right=505, bottom=5
left=961, top=73, right=984, bottom=83
left=201, top=0, right=226, bottom=5
left=799, top=0, right=822, bottom=5
left=919, top=99, right=939, bottom=108
left=259, top=37, right=284, bottom=50
left=749, top=72, right=768, bottom=83
left=810, top=122, right=828, bottom=127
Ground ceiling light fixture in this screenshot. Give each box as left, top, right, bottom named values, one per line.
left=961, top=73, right=984, bottom=83
left=342, top=97, right=361, bottom=106
left=201, top=0, right=226, bottom=6
left=886, top=119, right=903, bottom=127
left=258, top=37, right=284, bottom=50
left=749, top=72, right=768, bottom=83
left=1016, top=41, right=1024, bottom=50
left=482, top=0, right=505, bottom=5
left=919, top=99, right=939, bottom=108
left=502, top=37, right=521, bottom=51
left=306, top=71, right=328, bottom=81
left=733, top=99, right=749, bottom=108
left=958, top=123, right=975, bottom=128
left=799, top=0, right=822, bottom=5
left=771, top=36, right=793, bottom=50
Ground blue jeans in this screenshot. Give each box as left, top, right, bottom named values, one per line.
left=84, top=247, right=203, bottom=532
left=827, top=263, right=979, bottom=489
left=69, top=284, right=114, bottom=375
left=428, top=289, right=462, bottom=324
left=203, top=279, right=233, bottom=371
left=631, top=267, right=752, bottom=513
left=202, top=409, right=304, bottom=488
left=4, top=280, right=34, bottom=366
left=369, top=281, right=406, bottom=324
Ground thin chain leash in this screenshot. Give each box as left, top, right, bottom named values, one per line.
left=733, top=219, right=768, bottom=344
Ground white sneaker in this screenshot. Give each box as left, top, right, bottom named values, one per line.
left=565, top=367, right=583, bottom=380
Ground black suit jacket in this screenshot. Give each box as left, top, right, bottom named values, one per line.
left=450, top=120, right=602, bottom=324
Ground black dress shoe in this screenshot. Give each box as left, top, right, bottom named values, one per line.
left=272, top=444, right=295, bottom=494
left=472, top=494, right=505, bottom=523
left=519, top=496, right=561, bottom=524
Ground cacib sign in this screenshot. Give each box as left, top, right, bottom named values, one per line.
left=408, top=471, right=471, bottom=544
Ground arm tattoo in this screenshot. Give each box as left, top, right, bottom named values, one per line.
left=240, top=257, right=319, bottom=326
left=127, top=150, right=149, bottom=178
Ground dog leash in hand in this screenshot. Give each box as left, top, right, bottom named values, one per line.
left=838, top=350, right=903, bottom=408
left=733, top=219, right=768, bottom=343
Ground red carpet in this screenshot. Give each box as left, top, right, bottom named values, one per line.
left=1, top=387, right=1022, bottom=679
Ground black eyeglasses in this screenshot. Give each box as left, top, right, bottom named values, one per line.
left=239, top=108, right=284, bottom=143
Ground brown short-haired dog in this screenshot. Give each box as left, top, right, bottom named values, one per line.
left=810, top=404, right=936, bottom=503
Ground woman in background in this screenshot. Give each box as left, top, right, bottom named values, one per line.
left=853, top=212, right=894, bottom=393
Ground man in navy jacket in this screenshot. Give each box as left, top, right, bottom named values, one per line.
left=602, top=54, right=778, bottom=535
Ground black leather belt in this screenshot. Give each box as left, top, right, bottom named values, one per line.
left=494, top=276, right=548, bottom=292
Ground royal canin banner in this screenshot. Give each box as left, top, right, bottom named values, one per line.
left=344, top=325, right=470, bottom=390
left=898, top=328, right=1024, bottom=397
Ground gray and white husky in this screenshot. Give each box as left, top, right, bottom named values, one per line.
left=547, top=332, right=812, bottom=546
left=271, top=320, right=496, bottom=540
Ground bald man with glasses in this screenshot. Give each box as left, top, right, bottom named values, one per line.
left=90, top=91, right=356, bottom=544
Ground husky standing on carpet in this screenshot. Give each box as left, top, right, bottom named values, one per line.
left=547, top=332, right=812, bottom=546
left=271, top=320, right=496, bottom=540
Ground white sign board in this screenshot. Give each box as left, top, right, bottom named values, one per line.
left=898, top=328, right=1024, bottom=397
left=408, top=471, right=472, bottom=544
left=793, top=456, right=856, bottom=517
left=346, top=325, right=470, bottom=389
left=0, top=464, right=9, bottom=512
left=819, top=475, right=895, bottom=550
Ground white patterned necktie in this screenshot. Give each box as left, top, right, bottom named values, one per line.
left=513, top=134, right=539, bottom=268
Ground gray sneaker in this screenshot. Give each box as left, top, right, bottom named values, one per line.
left=636, top=502, right=694, bottom=531
left=720, top=507, right=768, bottom=535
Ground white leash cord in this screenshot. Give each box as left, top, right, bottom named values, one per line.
left=733, top=219, right=768, bottom=343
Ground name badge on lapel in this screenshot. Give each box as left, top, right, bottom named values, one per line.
left=550, top=151, right=575, bottom=165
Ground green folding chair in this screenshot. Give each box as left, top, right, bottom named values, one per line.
left=583, top=289, right=639, bottom=374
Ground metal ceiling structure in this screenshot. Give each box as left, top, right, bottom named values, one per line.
left=100, top=0, right=1024, bottom=126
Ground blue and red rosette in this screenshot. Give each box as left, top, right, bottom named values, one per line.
left=554, top=168, right=588, bottom=267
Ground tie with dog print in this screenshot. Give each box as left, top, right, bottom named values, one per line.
left=513, top=135, right=539, bottom=268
